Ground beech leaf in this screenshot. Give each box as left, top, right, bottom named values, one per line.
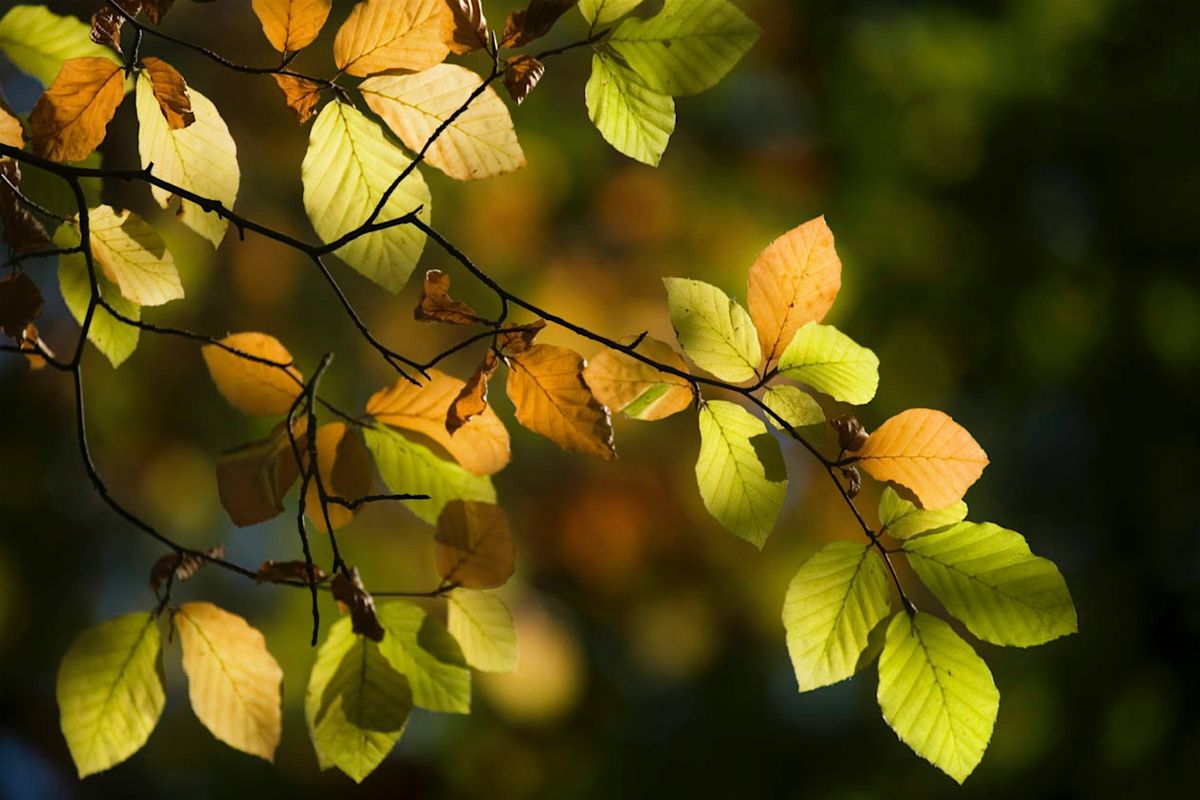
left=581, top=335, right=693, bottom=421
left=30, top=57, right=125, bottom=162
left=506, top=343, right=616, bottom=460
left=503, top=55, right=545, bottom=105
left=448, top=0, right=489, bottom=55
left=304, top=422, right=375, bottom=533
left=447, top=350, right=499, bottom=434
left=251, top=0, right=331, bottom=53
left=140, top=57, right=195, bottom=129
left=201, top=332, right=303, bottom=417
left=434, top=500, right=515, bottom=589
left=272, top=74, right=321, bottom=123
left=216, top=419, right=307, bottom=527
left=333, top=0, right=453, bottom=77
left=331, top=567, right=385, bottom=642
left=415, top=269, right=481, bottom=325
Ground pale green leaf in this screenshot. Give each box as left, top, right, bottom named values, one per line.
left=447, top=590, right=518, bottom=673
left=306, top=615, right=412, bottom=783
left=376, top=601, right=471, bottom=714
left=579, top=0, right=643, bottom=27
left=761, top=384, right=826, bottom=442
left=302, top=101, right=431, bottom=293
left=878, top=486, right=966, bottom=540
left=586, top=52, right=675, bottom=166
left=695, top=399, right=786, bottom=548
left=56, top=223, right=141, bottom=368
left=903, top=522, right=1077, bottom=647
left=777, top=321, right=879, bottom=405
left=783, top=542, right=891, bottom=691
left=877, top=612, right=998, bottom=783
left=664, top=277, right=760, bottom=382
left=84, top=205, right=181, bottom=307
left=0, top=5, right=118, bottom=87
left=57, top=612, right=164, bottom=778
left=361, top=423, right=495, bottom=525
left=609, top=0, right=760, bottom=96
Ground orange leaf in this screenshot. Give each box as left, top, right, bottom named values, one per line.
left=434, top=500, right=514, bottom=589
left=747, top=216, right=842, bottom=364
left=141, top=57, right=195, bottom=130
left=252, top=0, right=332, bottom=53
left=305, top=422, right=375, bottom=533
left=415, top=269, right=480, bottom=325
left=89, top=5, right=126, bottom=54
left=447, top=350, right=498, bottom=434
left=333, top=0, right=454, bottom=77
left=506, top=343, right=616, bottom=459
left=0, top=102, right=24, bottom=148
left=856, top=409, right=989, bottom=509
left=30, top=57, right=125, bottom=162
left=215, top=419, right=307, bottom=527
left=581, top=336, right=694, bottom=421
left=272, top=74, right=322, bottom=124
left=447, top=0, right=489, bottom=55
left=201, top=332, right=303, bottom=417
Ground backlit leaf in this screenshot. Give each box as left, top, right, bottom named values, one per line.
left=586, top=52, right=675, bottom=166
left=83, top=204, right=182, bottom=307
left=579, top=0, right=642, bottom=27
left=495, top=319, right=545, bottom=354
left=55, top=222, right=141, bottom=368
left=252, top=0, right=331, bottom=53
left=216, top=419, right=306, bottom=527
left=447, top=350, right=499, bottom=433
left=435, top=500, right=515, bottom=589
left=777, top=321, right=879, bottom=405
left=0, top=103, right=23, bottom=147
left=140, top=57, right=194, bottom=129
left=878, top=486, right=966, bottom=541
left=201, top=332, right=303, bottom=417
left=415, top=269, right=481, bottom=324
left=506, top=343, right=616, bottom=459
left=581, top=335, right=693, bottom=421
left=272, top=74, right=321, bottom=123
left=761, top=384, right=825, bottom=441
left=376, top=601, right=471, bottom=714
left=30, top=57, right=124, bottom=162
left=503, top=55, right=544, bottom=105
left=304, top=422, right=375, bottom=532
left=447, top=590, right=518, bottom=673
left=0, top=5, right=118, bottom=87
left=664, top=277, right=760, bottom=383
left=334, top=0, right=453, bottom=77
left=447, top=0, right=488, bottom=55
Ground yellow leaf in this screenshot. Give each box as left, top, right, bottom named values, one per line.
left=30, top=57, right=124, bottom=162
left=140, top=57, right=194, bottom=130
left=856, top=409, right=989, bottom=509
left=333, top=0, right=453, bottom=77
left=84, top=205, right=182, bottom=307
left=506, top=344, right=616, bottom=459
left=367, top=369, right=510, bottom=476
left=201, top=332, right=303, bottom=417
left=435, top=500, right=515, bottom=589
left=361, top=64, right=525, bottom=181
left=272, top=74, right=321, bottom=123
left=305, top=422, right=375, bottom=532
left=0, top=102, right=24, bottom=147
left=175, top=602, right=283, bottom=762
left=581, top=336, right=694, bottom=421
left=252, top=0, right=331, bottom=53
left=747, top=216, right=842, bottom=364
left=216, top=419, right=306, bottom=527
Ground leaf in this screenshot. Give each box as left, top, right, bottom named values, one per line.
left=503, top=55, right=544, bottom=105
left=201, top=332, right=303, bottom=417
left=447, top=0, right=489, bottom=55
left=89, top=5, right=125, bottom=55
left=30, top=57, right=125, bottom=162
left=257, top=559, right=327, bottom=585
left=301, top=101, right=431, bottom=293
left=0, top=102, right=24, bottom=147
left=608, top=0, right=760, bottom=96
left=830, top=413, right=869, bottom=452
left=903, top=522, right=1077, bottom=647
left=761, top=384, right=825, bottom=439
left=148, top=545, right=223, bottom=593
left=306, top=615, right=412, bottom=783
left=175, top=602, right=283, bottom=762
left=777, top=321, right=879, bottom=405
left=0, top=272, right=44, bottom=339
left=495, top=319, right=545, bottom=354
left=579, top=0, right=642, bottom=26
left=0, top=5, right=119, bottom=87
left=135, top=74, right=239, bottom=247
left=331, top=567, right=385, bottom=642
left=877, top=612, right=998, bottom=784
left=695, top=399, right=786, bottom=548
left=142, top=0, right=175, bottom=26
left=367, top=369, right=511, bottom=476
left=362, top=423, right=496, bottom=525
left=856, top=409, right=989, bottom=509
left=447, top=590, right=518, bottom=673
left=506, top=343, right=616, bottom=459
left=586, top=52, right=675, bottom=166
left=747, top=216, right=842, bottom=364
left=581, top=335, right=693, bottom=421
left=333, top=0, right=453, bottom=77
left=783, top=542, right=892, bottom=691
left=361, top=65, right=526, bottom=181
left=0, top=161, right=52, bottom=255
left=447, top=350, right=498, bottom=433
left=216, top=419, right=305, bottom=527
left=252, top=0, right=331, bottom=53
left=415, top=268, right=481, bottom=324
left=377, top=601, right=471, bottom=713
left=82, top=205, right=182, bottom=307
left=305, top=422, right=375, bottom=532
left=435, top=500, right=515, bottom=589
left=56, top=612, right=164, bottom=778
left=663, top=277, right=760, bottom=383
left=18, top=151, right=103, bottom=219
left=140, top=57, right=194, bottom=129
left=501, top=0, right=578, bottom=48
left=55, top=222, right=141, bottom=367
left=272, top=74, right=321, bottom=123
left=878, top=486, right=966, bottom=541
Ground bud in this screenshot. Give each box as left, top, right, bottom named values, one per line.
left=831, top=414, right=869, bottom=452
left=840, top=465, right=862, bottom=498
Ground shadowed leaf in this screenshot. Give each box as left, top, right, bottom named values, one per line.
left=581, top=335, right=692, bottom=421
left=305, top=422, right=375, bottom=532
left=503, top=55, right=544, bottom=105
left=447, top=350, right=499, bottom=434
left=435, top=500, right=515, bottom=589
left=447, top=0, right=488, bottom=54
left=216, top=419, right=307, bottom=526
left=331, top=567, right=385, bottom=642
left=501, top=0, right=578, bottom=48
left=272, top=74, right=322, bottom=123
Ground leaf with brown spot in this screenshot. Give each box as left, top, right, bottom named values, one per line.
left=582, top=336, right=693, bottom=421
left=201, top=333, right=303, bottom=417
left=447, top=0, right=489, bottom=54
left=434, top=500, right=514, bottom=589
left=305, top=422, right=375, bottom=533
left=148, top=545, right=224, bottom=593
left=271, top=74, right=321, bottom=123
left=252, top=0, right=332, bottom=53
left=447, top=350, right=497, bottom=434
left=331, top=567, right=384, bottom=641
left=256, top=560, right=327, bottom=585
left=503, top=55, right=544, bottom=105
left=215, top=419, right=307, bottom=527
left=415, top=269, right=480, bottom=325
left=141, top=57, right=194, bottom=129
left=0, top=161, right=51, bottom=255
left=333, top=0, right=454, bottom=77
left=495, top=319, right=545, bottom=355
left=506, top=343, right=616, bottom=459
left=501, top=0, right=578, bottom=48
left=30, top=57, right=126, bottom=163
left=0, top=272, right=44, bottom=339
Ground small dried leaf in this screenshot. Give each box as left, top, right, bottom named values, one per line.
left=272, top=74, right=321, bottom=123
left=446, top=350, right=498, bottom=434
left=840, top=465, right=862, bottom=498
left=148, top=545, right=224, bottom=593
left=331, top=568, right=384, bottom=642
left=304, top=422, right=375, bottom=533
left=142, top=0, right=176, bottom=24
left=256, top=559, right=327, bottom=585
left=89, top=4, right=131, bottom=54
left=495, top=319, right=546, bottom=355
left=0, top=272, right=44, bottom=339
left=503, top=55, right=544, bottom=105
left=0, top=161, right=51, bottom=255
left=448, top=0, right=488, bottom=55
left=141, top=57, right=195, bottom=129
left=20, top=323, right=52, bottom=370
left=201, top=333, right=304, bottom=417
left=434, top=500, right=514, bottom=589
left=501, top=0, right=578, bottom=48
left=831, top=414, right=869, bottom=452
left=30, top=57, right=126, bottom=163
left=415, top=269, right=480, bottom=325
left=506, top=343, right=616, bottom=459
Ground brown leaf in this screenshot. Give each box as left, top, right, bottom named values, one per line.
left=256, top=559, right=327, bottom=585
left=331, top=567, right=384, bottom=641
left=0, top=160, right=51, bottom=255
left=501, top=0, right=578, bottom=48
left=30, top=57, right=126, bottom=163
left=141, top=57, right=195, bottom=129
left=149, top=544, right=224, bottom=593
left=252, top=0, right=332, bottom=53
left=0, top=101, right=24, bottom=148
left=142, top=0, right=176, bottom=25
left=447, top=350, right=498, bottom=434
left=582, top=335, right=693, bottom=421
left=495, top=319, right=546, bottom=355
left=415, top=269, right=481, bottom=325
left=830, top=414, right=868, bottom=452
left=304, top=422, right=375, bottom=533
left=434, top=500, right=514, bottom=589
left=839, top=465, right=862, bottom=498
left=506, top=343, right=616, bottom=459
left=216, top=418, right=307, bottom=527
left=90, top=2, right=137, bottom=54
left=503, top=55, right=544, bottom=105
left=271, top=74, right=322, bottom=124
left=20, top=323, right=51, bottom=370
left=333, top=0, right=454, bottom=77
left=447, top=0, right=489, bottom=55
left=0, top=272, right=44, bottom=339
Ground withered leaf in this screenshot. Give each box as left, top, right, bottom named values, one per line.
left=830, top=414, right=868, bottom=452
left=272, top=74, right=321, bottom=124
left=90, top=3, right=134, bottom=54
left=495, top=319, right=546, bottom=355
left=256, top=559, right=327, bottom=585
left=501, top=0, right=578, bottom=48
left=20, top=324, right=51, bottom=370
left=447, top=349, right=498, bottom=434
left=304, top=422, right=375, bottom=533
left=0, top=272, right=44, bottom=339
left=30, top=57, right=126, bottom=163
left=141, top=57, right=195, bottom=129
left=434, top=500, right=515, bottom=589
left=143, top=0, right=177, bottom=25
left=447, top=0, right=489, bottom=55
left=839, top=465, right=862, bottom=498
left=506, top=343, right=616, bottom=459
left=149, top=544, right=224, bottom=593
left=215, top=418, right=307, bottom=527
left=415, top=269, right=480, bottom=325
left=331, top=567, right=384, bottom=642
left=0, top=160, right=52, bottom=255
left=503, top=55, right=544, bottom=105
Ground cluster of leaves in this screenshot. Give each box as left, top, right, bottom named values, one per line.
left=0, top=0, right=1077, bottom=787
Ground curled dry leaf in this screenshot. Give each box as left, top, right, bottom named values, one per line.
left=304, top=422, right=375, bottom=533
left=272, top=74, right=321, bottom=123
left=89, top=3, right=130, bottom=54
left=448, top=0, right=489, bottom=54
left=501, top=0, right=579, bottom=48
left=0, top=272, right=44, bottom=339
left=148, top=544, right=224, bottom=593
left=256, top=559, right=327, bottom=585
left=495, top=319, right=546, bottom=354
left=831, top=414, right=869, bottom=452
left=30, top=57, right=126, bottom=162
left=415, top=268, right=481, bottom=324
left=216, top=418, right=307, bottom=527
left=142, top=0, right=176, bottom=25
left=447, top=350, right=498, bottom=434
left=434, top=500, right=515, bottom=589
left=251, top=0, right=332, bottom=53
left=331, top=567, right=385, bottom=642
left=582, top=335, right=694, bottom=421
left=503, top=55, right=545, bottom=105
left=333, top=0, right=454, bottom=77
left=0, top=161, right=51, bottom=255
left=201, top=332, right=303, bottom=417
left=141, top=57, right=195, bottom=129
left=839, top=465, right=863, bottom=498
left=506, top=343, right=616, bottom=459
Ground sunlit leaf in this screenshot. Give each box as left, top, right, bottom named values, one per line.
left=579, top=0, right=642, bottom=27
left=333, top=0, right=453, bottom=77
left=81, top=205, right=182, bottom=307
left=414, top=269, right=481, bottom=324
left=503, top=55, right=544, bottom=105
left=252, top=0, right=331, bottom=53
left=376, top=601, right=471, bottom=713
left=447, top=590, right=518, bottom=673
left=506, top=343, right=616, bottom=459
left=216, top=419, right=305, bottom=526
left=586, top=52, right=675, bottom=166
left=304, top=422, right=375, bottom=532
left=877, top=486, right=966, bottom=541
left=664, top=277, right=760, bottom=383
left=55, top=223, right=141, bottom=368
left=447, top=0, right=489, bottom=55
left=447, top=350, right=499, bottom=433
left=761, top=384, right=825, bottom=441
left=140, top=57, right=194, bottom=129
left=581, top=336, right=692, bottom=421
left=201, top=332, right=303, bottom=417
left=435, top=500, right=515, bottom=589
left=30, top=57, right=125, bottom=162
left=495, top=319, right=545, bottom=354
left=272, top=74, right=322, bottom=123
left=0, top=103, right=23, bottom=147
left=777, top=321, right=879, bottom=405
left=0, top=5, right=118, bottom=87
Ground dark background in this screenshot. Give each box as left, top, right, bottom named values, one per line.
left=2, top=0, right=1198, bottom=797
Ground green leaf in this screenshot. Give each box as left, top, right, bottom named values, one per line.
left=0, top=5, right=118, bottom=87
left=376, top=601, right=472, bottom=714
left=783, top=542, right=891, bottom=691
left=361, top=423, right=495, bottom=525
left=302, top=101, right=431, bottom=293
left=306, top=616, right=412, bottom=783
left=56, top=612, right=164, bottom=778
left=664, top=277, right=761, bottom=382
left=135, top=75, right=239, bottom=247
left=777, top=321, right=879, bottom=405
left=56, top=223, right=141, bottom=368
left=585, top=52, right=675, bottom=166
left=20, top=152, right=103, bottom=219
left=877, top=612, right=998, bottom=784
left=902, top=522, right=1077, bottom=647
left=579, top=0, right=643, bottom=27
left=608, top=0, right=761, bottom=96
left=695, top=399, right=786, bottom=548
left=761, top=384, right=826, bottom=442
left=878, top=486, right=966, bottom=540
left=447, top=590, right=519, bottom=673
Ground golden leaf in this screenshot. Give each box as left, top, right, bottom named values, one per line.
left=0, top=101, right=24, bottom=147
left=333, top=0, right=453, bottom=77
left=272, top=74, right=321, bottom=123
left=495, top=319, right=545, bottom=354
left=30, top=57, right=125, bottom=162
left=447, top=350, right=497, bottom=434
left=414, top=268, right=480, bottom=324
left=506, top=343, right=616, bottom=459
left=201, top=333, right=303, bottom=417
left=251, top=0, right=331, bottom=53
left=140, top=57, right=194, bottom=129
left=581, top=336, right=693, bottom=421
left=434, top=500, right=514, bottom=589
